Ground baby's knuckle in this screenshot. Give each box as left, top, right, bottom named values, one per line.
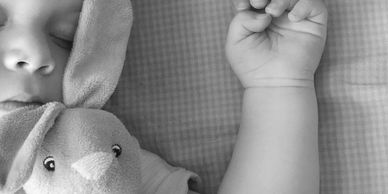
left=308, top=0, right=328, bottom=19
left=250, top=0, right=267, bottom=8
left=317, top=1, right=328, bottom=15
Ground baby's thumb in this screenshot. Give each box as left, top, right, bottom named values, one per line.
left=227, top=11, right=272, bottom=43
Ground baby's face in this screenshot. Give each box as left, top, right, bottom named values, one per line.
left=0, top=0, right=83, bottom=116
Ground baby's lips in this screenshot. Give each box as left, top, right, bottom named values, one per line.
left=7, top=92, right=43, bottom=103
left=0, top=93, right=43, bottom=111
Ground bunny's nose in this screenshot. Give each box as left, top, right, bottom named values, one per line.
left=71, top=152, right=114, bottom=180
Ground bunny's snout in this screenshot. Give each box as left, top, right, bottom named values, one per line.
left=71, top=152, right=115, bottom=180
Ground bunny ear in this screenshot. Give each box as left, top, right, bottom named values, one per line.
left=63, top=0, right=133, bottom=109
left=0, top=102, right=65, bottom=193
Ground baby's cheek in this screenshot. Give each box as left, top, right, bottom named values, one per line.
left=0, top=70, right=7, bottom=98
left=0, top=68, right=16, bottom=103
left=43, top=46, right=70, bottom=103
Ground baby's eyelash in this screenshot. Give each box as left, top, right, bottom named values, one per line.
left=51, top=28, right=75, bottom=41
left=50, top=34, right=74, bottom=50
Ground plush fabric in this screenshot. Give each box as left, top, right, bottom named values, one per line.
left=0, top=102, right=142, bottom=194
left=140, top=150, right=200, bottom=194
left=104, top=0, right=388, bottom=193
left=21, top=104, right=142, bottom=194
left=0, top=104, right=63, bottom=193
left=0, top=102, right=198, bottom=194
left=63, top=0, right=133, bottom=109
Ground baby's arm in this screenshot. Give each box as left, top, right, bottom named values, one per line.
left=219, top=0, right=327, bottom=193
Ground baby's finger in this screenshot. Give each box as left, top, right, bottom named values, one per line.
left=227, top=11, right=272, bottom=42
left=288, top=0, right=328, bottom=24
left=249, top=0, right=268, bottom=9
left=231, top=0, right=251, bottom=11
left=241, top=13, right=272, bottom=33
left=265, top=0, right=297, bottom=17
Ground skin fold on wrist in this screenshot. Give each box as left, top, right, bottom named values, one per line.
left=242, top=77, right=315, bottom=89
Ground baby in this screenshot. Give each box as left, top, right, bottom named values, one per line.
left=0, top=0, right=327, bottom=193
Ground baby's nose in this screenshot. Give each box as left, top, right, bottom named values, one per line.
left=71, top=152, right=115, bottom=181
left=2, top=25, right=56, bottom=75
left=3, top=49, right=55, bottom=75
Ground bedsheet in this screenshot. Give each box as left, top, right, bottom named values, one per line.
left=317, top=0, right=388, bottom=193
left=104, top=0, right=388, bottom=193
left=104, top=1, right=239, bottom=193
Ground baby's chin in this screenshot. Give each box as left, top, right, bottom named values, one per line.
left=0, top=103, right=42, bottom=118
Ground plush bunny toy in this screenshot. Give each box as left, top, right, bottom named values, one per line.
left=0, top=102, right=141, bottom=194
left=25, top=103, right=142, bottom=194
left=0, top=102, right=199, bottom=194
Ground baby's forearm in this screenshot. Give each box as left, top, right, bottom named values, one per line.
left=219, top=85, right=319, bottom=194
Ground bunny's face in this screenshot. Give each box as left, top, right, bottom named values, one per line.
left=23, top=108, right=141, bottom=194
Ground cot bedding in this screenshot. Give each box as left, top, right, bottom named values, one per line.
left=105, top=1, right=239, bottom=193
left=317, top=0, right=388, bottom=193
left=104, top=0, right=388, bottom=193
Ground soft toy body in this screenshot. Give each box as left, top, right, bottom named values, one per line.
left=23, top=106, right=141, bottom=194
left=0, top=102, right=198, bottom=194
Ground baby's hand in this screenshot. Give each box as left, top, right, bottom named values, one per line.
left=226, top=0, right=327, bottom=88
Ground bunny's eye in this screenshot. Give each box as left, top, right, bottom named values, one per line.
left=112, top=144, right=122, bottom=158
left=43, top=156, right=55, bottom=171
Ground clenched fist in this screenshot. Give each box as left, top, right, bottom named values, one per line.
left=226, top=0, right=328, bottom=88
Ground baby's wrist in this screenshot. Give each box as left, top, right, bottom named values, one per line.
left=241, top=76, right=315, bottom=89
left=242, top=77, right=315, bottom=89
left=237, top=64, right=317, bottom=89
left=230, top=54, right=321, bottom=89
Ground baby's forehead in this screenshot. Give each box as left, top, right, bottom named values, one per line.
left=0, top=0, right=83, bottom=15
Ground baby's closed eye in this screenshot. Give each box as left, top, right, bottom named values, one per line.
left=50, top=33, right=74, bottom=50
left=49, top=13, right=79, bottom=50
